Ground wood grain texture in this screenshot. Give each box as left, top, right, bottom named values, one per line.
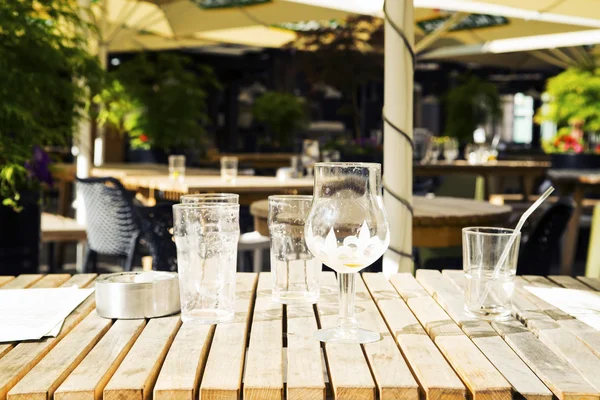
left=521, top=276, right=557, bottom=288
left=548, top=276, right=592, bottom=291
left=356, top=276, right=418, bottom=400
left=0, top=277, right=14, bottom=288
left=389, top=273, right=430, bottom=300
left=317, top=272, right=376, bottom=400
left=0, top=276, right=96, bottom=400
left=0, top=275, right=43, bottom=289
left=286, top=303, right=325, bottom=400
left=30, top=274, right=71, bottom=288
left=577, top=277, right=600, bottom=291
left=103, top=316, right=181, bottom=400
left=558, top=319, right=600, bottom=358
left=7, top=312, right=112, bottom=400
left=200, top=273, right=258, bottom=400
left=493, top=319, right=599, bottom=400
left=244, top=273, right=283, bottom=400
left=364, top=274, right=465, bottom=400
left=60, top=274, right=97, bottom=288
left=415, top=270, right=473, bottom=325
left=55, top=319, right=146, bottom=400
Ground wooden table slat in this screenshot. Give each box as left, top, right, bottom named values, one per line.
left=286, top=303, right=325, bottom=400
left=317, top=272, right=376, bottom=400
left=55, top=319, right=146, bottom=400
left=200, top=273, right=258, bottom=400
left=363, top=273, right=466, bottom=400
left=243, top=273, right=284, bottom=400
left=0, top=277, right=14, bottom=288
left=7, top=312, right=112, bottom=400
left=60, top=274, right=97, bottom=289
left=0, top=275, right=44, bottom=290
left=558, top=319, right=600, bottom=358
left=577, top=277, right=600, bottom=291
left=389, top=273, right=430, bottom=300
left=30, top=274, right=73, bottom=289
left=548, top=276, right=592, bottom=291
left=103, top=316, right=181, bottom=400
left=521, top=276, right=558, bottom=288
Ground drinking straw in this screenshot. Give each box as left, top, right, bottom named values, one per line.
left=476, top=186, right=555, bottom=309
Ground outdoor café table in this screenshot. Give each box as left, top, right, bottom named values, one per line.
left=414, top=160, right=550, bottom=201
left=251, top=196, right=512, bottom=247
left=548, top=169, right=600, bottom=276
left=120, top=175, right=314, bottom=205
left=1, top=271, right=600, bottom=400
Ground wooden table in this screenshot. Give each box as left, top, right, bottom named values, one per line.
left=1, top=271, right=599, bottom=400
left=251, top=196, right=512, bottom=247
left=124, top=175, right=314, bottom=205
left=414, top=160, right=550, bottom=201
left=548, top=169, right=600, bottom=276
left=41, top=213, right=86, bottom=272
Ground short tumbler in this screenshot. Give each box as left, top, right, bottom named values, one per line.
left=462, top=227, right=520, bottom=321
left=268, top=195, right=320, bottom=304
left=173, top=202, right=240, bottom=323
left=180, top=193, right=239, bottom=204
left=220, top=156, right=238, bottom=183
left=169, top=155, right=186, bottom=183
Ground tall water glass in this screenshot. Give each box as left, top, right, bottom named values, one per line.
left=269, top=195, right=320, bottom=304
left=173, top=203, right=240, bottom=324
left=463, top=227, right=520, bottom=321
left=169, top=155, right=186, bottom=183
left=305, top=162, right=390, bottom=343
left=180, top=193, right=239, bottom=204
left=220, top=156, right=238, bottom=183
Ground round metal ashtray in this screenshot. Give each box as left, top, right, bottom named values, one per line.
left=95, top=271, right=180, bottom=319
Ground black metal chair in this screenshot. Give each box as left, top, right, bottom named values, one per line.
left=76, top=177, right=177, bottom=272
left=517, top=199, right=574, bottom=275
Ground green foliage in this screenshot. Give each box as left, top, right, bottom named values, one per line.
left=444, top=76, right=502, bottom=140
left=95, top=53, right=221, bottom=151
left=535, top=67, right=600, bottom=132
left=0, top=0, right=102, bottom=208
left=252, top=91, right=307, bottom=147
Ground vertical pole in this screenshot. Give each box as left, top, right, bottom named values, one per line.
left=382, top=0, right=414, bottom=275
left=94, top=0, right=108, bottom=166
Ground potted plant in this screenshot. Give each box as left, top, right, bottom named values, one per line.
left=252, top=91, right=308, bottom=151
left=535, top=67, right=600, bottom=169
left=0, top=1, right=102, bottom=274
left=95, top=53, right=220, bottom=162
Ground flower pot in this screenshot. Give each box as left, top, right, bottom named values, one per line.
left=0, top=195, right=40, bottom=275
left=550, top=153, right=600, bottom=170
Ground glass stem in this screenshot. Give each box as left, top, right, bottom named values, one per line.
left=337, top=273, right=358, bottom=330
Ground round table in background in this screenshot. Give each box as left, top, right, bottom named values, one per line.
left=250, top=196, right=512, bottom=248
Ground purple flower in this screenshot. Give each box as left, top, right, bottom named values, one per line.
left=25, top=146, right=53, bottom=187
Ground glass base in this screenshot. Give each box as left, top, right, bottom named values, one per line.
left=314, top=327, right=381, bottom=344
left=464, top=305, right=511, bottom=321
left=181, top=309, right=234, bottom=324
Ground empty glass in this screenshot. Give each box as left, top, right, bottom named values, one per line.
left=180, top=193, right=239, bottom=204
left=305, top=162, right=390, bottom=343
left=444, top=138, right=459, bottom=163
left=173, top=202, right=240, bottom=324
left=169, top=155, right=186, bottom=183
left=220, top=156, right=238, bottom=183
left=463, top=227, right=520, bottom=321
left=269, top=195, right=320, bottom=304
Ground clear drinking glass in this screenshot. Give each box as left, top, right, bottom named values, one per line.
left=444, top=138, right=459, bottom=163
left=220, top=156, right=239, bottom=183
left=305, top=162, right=390, bottom=343
left=302, top=140, right=320, bottom=177
left=173, top=202, right=240, bottom=324
left=427, top=140, right=441, bottom=164
left=462, top=227, right=520, bottom=321
left=269, top=195, right=320, bottom=304
left=169, top=155, right=186, bottom=183
left=180, top=193, right=239, bottom=204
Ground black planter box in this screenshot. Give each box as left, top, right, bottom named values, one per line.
left=0, top=200, right=40, bottom=275
left=551, top=154, right=600, bottom=170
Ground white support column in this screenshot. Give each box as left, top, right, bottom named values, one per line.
left=383, top=0, right=414, bottom=275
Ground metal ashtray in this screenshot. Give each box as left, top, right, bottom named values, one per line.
left=95, top=271, right=180, bottom=319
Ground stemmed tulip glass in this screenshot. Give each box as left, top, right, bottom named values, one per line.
left=305, top=162, right=390, bottom=343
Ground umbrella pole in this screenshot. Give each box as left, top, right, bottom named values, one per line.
left=382, top=0, right=414, bottom=276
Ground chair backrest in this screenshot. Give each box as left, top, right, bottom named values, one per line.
left=76, top=177, right=141, bottom=256
left=518, top=199, right=574, bottom=275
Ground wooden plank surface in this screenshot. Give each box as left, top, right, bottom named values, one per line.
left=558, top=319, right=600, bottom=358
left=103, top=316, right=181, bottom=400
left=363, top=273, right=465, bottom=400
left=0, top=275, right=43, bottom=289
left=60, top=274, right=97, bottom=289
left=286, top=303, right=325, bottom=400
left=493, top=319, right=599, bottom=400
left=0, top=277, right=14, bottom=288
left=548, top=276, right=592, bottom=291
left=7, top=312, right=112, bottom=400
left=389, top=273, right=430, bottom=300
left=356, top=276, right=418, bottom=400
left=30, top=274, right=71, bottom=288
left=577, top=277, right=600, bottom=291
left=55, top=319, right=146, bottom=400
left=200, top=273, right=258, bottom=400
left=317, top=272, right=376, bottom=400
left=244, top=273, right=283, bottom=400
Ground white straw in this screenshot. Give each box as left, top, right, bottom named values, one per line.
left=476, top=186, right=555, bottom=309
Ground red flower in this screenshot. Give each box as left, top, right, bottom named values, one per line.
left=595, top=144, right=600, bottom=154
left=139, top=134, right=149, bottom=143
